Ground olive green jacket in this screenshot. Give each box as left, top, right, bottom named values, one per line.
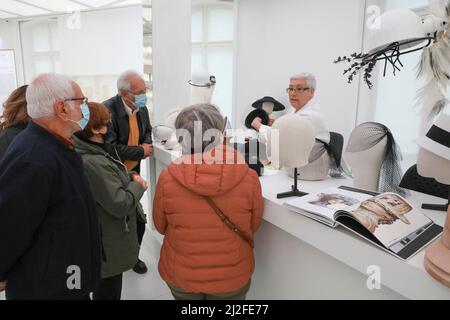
left=73, top=134, right=145, bottom=279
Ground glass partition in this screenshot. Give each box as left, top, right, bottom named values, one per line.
left=191, top=0, right=234, bottom=121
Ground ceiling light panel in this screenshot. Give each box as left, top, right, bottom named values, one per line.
left=0, top=0, right=50, bottom=16
left=0, top=10, right=18, bottom=18
left=20, top=0, right=89, bottom=13
left=113, top=0, right=143, bottom=7
left=73, top=0, right=118, bottom=8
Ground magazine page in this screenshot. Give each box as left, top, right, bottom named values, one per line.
left=348, top=193, right=433, bottom=250
left=283, top=187, right=373, bottom=223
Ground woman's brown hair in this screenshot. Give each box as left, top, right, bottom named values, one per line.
left=0, top=85, right=29, bottom=131
left=81, top=102, right=112, bottom=138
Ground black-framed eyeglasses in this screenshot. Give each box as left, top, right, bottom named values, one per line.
left=64, top=97, right=88, bottom=104
left=286, top=87, right=310, bottom=94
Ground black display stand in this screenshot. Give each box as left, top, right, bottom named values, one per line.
left=422, top=203, right=449, bottom=211
left=400, top=165, right=449, bottom=212
left=277, top=168, right=308, bottom=199
left=422, top=192, right=450, bottom=212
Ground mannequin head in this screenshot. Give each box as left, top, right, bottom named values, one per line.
left=268, top=114, right=315, bottom=169
left=416, top=112, right=450, bottom=185
left=189, top=68, right=216, bottom=104
left=417, top=148, right=450, bottom=185
left=262, top=102, right=277, bottom=126
left=346, top=136, right=388, bottom=191
left=262, top=102, right=275, bottom=114
left=251, top=97, right=286, bottom=126
left=345, top=122, right=405, bottom=194
left=161, top=109, right=182, bottom=150
left=153, top=125, right=174, bottom=142
left=190, top=86, right=215, bottom=105
left=297, top=142, right=330, bottom=181
left=165, top=109, right=181, bottom=128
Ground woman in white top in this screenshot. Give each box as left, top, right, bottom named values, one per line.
left=251, top=73, right=330, bottom=144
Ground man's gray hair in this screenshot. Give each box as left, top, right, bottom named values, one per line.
left=117, top=70, right=144, bottom=92
left=175, top=104, right=225, bottom=154
left=26, top=73, right=74, bottom=119
left=290, top=72, right=317, bottom=91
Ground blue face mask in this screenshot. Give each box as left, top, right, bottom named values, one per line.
left=71, top=102, right=90, bottom=130
left=134, top=94, right=147, bottom=109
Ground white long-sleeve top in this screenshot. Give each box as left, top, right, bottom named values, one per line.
left=258, top=98, right=330, bottom=144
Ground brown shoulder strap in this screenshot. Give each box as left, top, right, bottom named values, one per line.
left=204, top=197, right=254, bottom=248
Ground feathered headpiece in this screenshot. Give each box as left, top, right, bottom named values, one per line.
left=416, top=0, right=450, bottom=120
left=335, top=10, right=433, bottom=89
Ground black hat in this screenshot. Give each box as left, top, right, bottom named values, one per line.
left=252, top=96, right=286, bottom=112
left=245, top=109, right=270, bottom=129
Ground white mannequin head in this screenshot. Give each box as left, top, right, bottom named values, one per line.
left=268, top=114, right=315, bottom=169
left=345, top=136, right=388, bottom=191
left=417, top=148, right=450, bottom=185
left=161, top=109, right=182, bottom=150
left=297, top=142, right=330, bottom=181
left=189, top=68, right=216, bottom=104
left=416, top=112, right=450, bottom=185
left=153, top=125, right=174, bottom=142
left=165, top=109, right=181, bottom=128
left=262, top=102, right=275, bottom=114
left=190, top=86, right=215, bottom=104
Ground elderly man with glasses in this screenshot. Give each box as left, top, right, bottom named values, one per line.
left=251, top=73, right=330, bottom=144
left=103, top=70, right=153, bottom=275
left=0, top=73, right=100, bottom=299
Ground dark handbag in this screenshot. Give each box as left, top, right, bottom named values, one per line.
left=136, top=202, right=147, bottom=224
left=204, top=197, right=254, bottom=248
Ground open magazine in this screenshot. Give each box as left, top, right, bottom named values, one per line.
left=283, top=186, right=443, bottom=260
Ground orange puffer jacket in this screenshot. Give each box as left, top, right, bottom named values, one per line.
left=152, top=146, right=264, bottom=294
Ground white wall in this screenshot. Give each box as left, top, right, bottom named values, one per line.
left=5, top=7, right=143, bottom=81
left=0, top=6, right=143, bottom=106
left=152, top=0, right=192, bottom=125
left=58, top=6, right=143, bottom=77
left=234, top=0, right=367, bottom=140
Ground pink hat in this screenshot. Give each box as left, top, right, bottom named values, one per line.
left=424, top=208, right=450, bottom=287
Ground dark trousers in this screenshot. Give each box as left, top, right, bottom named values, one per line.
left=132, top=165, right=146, bottom=248
left=168, top=280, right=251, bottom=300
left=137, top=213, right=145, bottom=246
left=92, top=273, right=123, bottom=300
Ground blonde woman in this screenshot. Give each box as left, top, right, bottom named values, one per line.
left=0, top=85, right=29, bottom=160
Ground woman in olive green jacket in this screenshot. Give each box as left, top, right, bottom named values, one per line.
left=72, top=102, right=148, bottom=300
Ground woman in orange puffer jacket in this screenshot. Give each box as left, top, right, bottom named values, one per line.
left=153, top=104, right=264, bottom=300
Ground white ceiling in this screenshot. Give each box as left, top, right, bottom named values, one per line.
left=0, top=0, right=144, bottom=19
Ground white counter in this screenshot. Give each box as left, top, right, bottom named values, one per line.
left=145, top=142, right=450, bottom=300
